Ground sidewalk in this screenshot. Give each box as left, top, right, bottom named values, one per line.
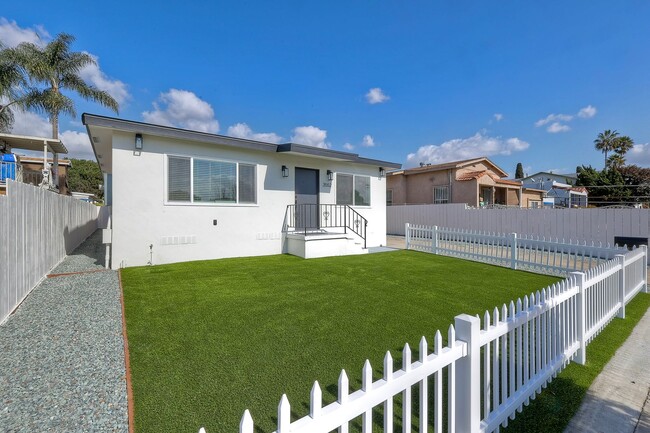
left=0, top=230, right=128, bottom=432
left=565, top=305, right=650, bottom=433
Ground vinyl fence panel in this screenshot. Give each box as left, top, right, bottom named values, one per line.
left=388, top=205, right=650, bottom=246
left=0, top=180, right=98, bottom=323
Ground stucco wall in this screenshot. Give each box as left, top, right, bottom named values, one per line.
left=451, top=178, right=478, bottom=206
left=109, top=132, right=387, bottom=267
left=522, top=190, right=544, bottom=208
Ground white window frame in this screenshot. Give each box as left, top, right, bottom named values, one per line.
left=164, top=154, right=258, bottom=206
left=433, top=185, right=449, bottom=204
left=335, top=172, right=372, bottom=207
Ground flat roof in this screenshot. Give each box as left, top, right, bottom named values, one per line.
left=83, top=113, right=401, bottom=172
left=0, top=133, right=68, bottom=154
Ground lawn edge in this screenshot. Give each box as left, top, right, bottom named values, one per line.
left=118, top=269, right=136, bottom=433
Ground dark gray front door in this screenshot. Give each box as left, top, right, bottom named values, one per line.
left=295, top=168, right=319, bottom=229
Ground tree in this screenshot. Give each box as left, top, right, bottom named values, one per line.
left=5, top=33, right=119, bottom=139
left=594, top=130, right=619, bottom=168
left=0, top=43, right=44, bottom=133
left=606, top=154, right=626, bottom=170
left=515, top=162, right=524, bottom=179
left=67, top=158, right=104, bottom=198
left=613, top=135, right=634, bottom=161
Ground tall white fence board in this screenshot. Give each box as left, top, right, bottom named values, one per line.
left=0, top=180, right=99, bottom=323
left=388, top=205, right=650, bottom=246
left=202, top=244, right=647, bottom=433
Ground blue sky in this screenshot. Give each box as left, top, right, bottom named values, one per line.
left=2, top=1, right=650, bottom=175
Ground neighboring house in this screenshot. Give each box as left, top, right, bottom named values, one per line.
left=83, top=113, right=400, bottom=268
left=17, top=156, right=72, bottom=195
left=387, top=157, right=543, bottom=207
left=0, top=133, right=69, bottom=196
left=518, top=172, right=587, bottom=208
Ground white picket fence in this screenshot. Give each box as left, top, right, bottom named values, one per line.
left=0, top=180, right=99, bottom=323
left=405, top=224, right=629, bottom=276
left=200, top=245, right=647, bottom=433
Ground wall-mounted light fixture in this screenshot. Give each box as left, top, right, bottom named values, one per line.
left=135, top=133, right=143, bottom=150
left=327, top=170, right=334, bottom=181
left=379, top=167, right=386, bottom=178
left=282, top=165, right=289, bottom=178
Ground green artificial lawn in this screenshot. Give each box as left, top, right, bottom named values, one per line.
left=504, top=291, right=650, bottom=433
left=122, top=250, right=561, bottom=433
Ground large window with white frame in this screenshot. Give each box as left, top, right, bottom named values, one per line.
left=167, top=155, right=256, bottom=204
left=336, top=173, right=371, bottom=206
left=433, top=185, right=449, bottom=204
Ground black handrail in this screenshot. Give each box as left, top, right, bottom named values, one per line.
left=284, top=204, right=368, bottom=249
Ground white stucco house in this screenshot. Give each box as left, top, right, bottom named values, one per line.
left=83, top=114, right=401, bottom=268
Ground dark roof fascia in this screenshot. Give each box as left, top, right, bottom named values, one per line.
left=82, top=113, right=279, bottom=153
left=82, top=113, right=402, bottom=169
left=276, top=143, right=401, bottom=168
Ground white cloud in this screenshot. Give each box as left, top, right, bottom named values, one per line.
left=0, top=18, right=49, bottom=47
left=547, top=122, right=571, bottom=133
left=142, top=89, right=219, bottom=133
left=406, top=132, right=530, bottom=167
left=226, top=122, right=282, bottom=144
left=361, top=134, right=375, bottom=147
left=365, top=87, right=390, bottom=104
left=535, top=113, right=574, bottom=127
left=9, top=110, right=95, bottom=159
left=59, top=130, right=95, bottom=159
left=79, top=53, right=130, bottom=105
left=627, top=143, right=650, bottom=166
left=343, top=143, right=354, bottom=151
left=577, top=105, right=597, bottom=119
left=493, top=113, right=504, bottom=122
left=10, top=109, right=51, bottom=137
left=291, top=126, right=330, bottom=149
left=535, top=105, right=597, bottom=133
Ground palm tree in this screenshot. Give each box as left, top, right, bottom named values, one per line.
left=0, top=43, right=44, bottom=132
left=607, top=154, right=625, bottom=170
left=5, top=33, right=118, bottom=139
left=594, top=129, right=619, bottom=168
left=614, top=135, right=634, bottom=158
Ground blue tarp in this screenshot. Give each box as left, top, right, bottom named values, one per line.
left=1, top=153, right=18, bottom=181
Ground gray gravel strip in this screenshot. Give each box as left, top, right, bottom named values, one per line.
left=0, top=230, right=128, bottom=432
left=50, top=230, right=107, bottom=274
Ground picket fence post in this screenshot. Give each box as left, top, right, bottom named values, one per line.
left=616, top=254, right=626, bottom=319
left=432, top=225, right=438, bottom=255
left=405, top=223, right=411, bottom=250
left=570, top=271, right=587, bottom=365
left=454, top=314, right=480, bottom=433
left=643, top=245, right=649, bottom=294
left=510, top=233, right=518, bottom=270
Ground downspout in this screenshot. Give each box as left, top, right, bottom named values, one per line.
left=448, top=169, right=453, bottom=203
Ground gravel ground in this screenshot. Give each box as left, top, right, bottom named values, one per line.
left=0, top=230, right=128, bottom=432
left=50, top=230, right=107, bottom=274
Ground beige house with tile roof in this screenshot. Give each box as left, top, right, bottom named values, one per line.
left=387, top=157, right=544, bottom=207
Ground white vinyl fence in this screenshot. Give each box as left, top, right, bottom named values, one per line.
left=406, top=224, right=628, bottom=276
left=388, top=204, right=650, bottom=247
left=0, top=180, right=99, bottom=323
left=200, top=247, right=647, bottom=433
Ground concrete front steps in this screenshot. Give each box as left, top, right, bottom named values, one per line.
left=285, top=232, right=367, bottom=259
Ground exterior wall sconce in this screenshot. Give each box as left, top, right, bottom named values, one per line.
left=282, top=165, right=289, bottom=177
left=379, top=167, right=386, bottom=178
left=327, top=170, right=334, bottom=181
left=135, top=133, right=143, bottom=150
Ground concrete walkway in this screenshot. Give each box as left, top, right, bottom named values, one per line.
left=565, top=306, right=650, bottom=433
left=0, top=230, right=128, bottom=432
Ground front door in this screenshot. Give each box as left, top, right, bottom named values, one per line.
left=295, top=167, right=319, bottom=230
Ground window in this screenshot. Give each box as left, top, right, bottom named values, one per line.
left=166, top=155, right=256, bottom=204
left=433, top=185, right=449, bottom=204
left=336, top=174, right=371, bottom=206
left=386, top=189, right=393, bottom=206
